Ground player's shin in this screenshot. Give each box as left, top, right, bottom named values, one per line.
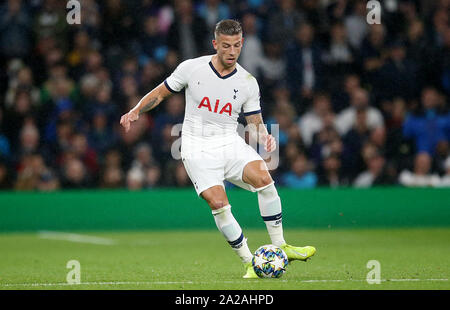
left=257, top=183, right=286, bottom=247
left=212, top=205, right=253, bottom=263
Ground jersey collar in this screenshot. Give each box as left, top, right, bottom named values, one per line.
left=209, top=61, right=237, bottom=79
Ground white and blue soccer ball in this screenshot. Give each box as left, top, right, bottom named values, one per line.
left=252, top=244, right=289, bottom=278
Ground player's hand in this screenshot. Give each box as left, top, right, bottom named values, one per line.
left=263, top=134, right=276, bottom=153
left=120, top=109, right=139, bottom=133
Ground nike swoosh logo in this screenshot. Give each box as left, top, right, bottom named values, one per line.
left=293, top=250, right=308, bottom=257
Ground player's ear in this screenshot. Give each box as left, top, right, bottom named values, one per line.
left=212, top=39, right=218, bottom=51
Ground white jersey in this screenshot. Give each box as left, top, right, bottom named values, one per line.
left=164, top=55, right=261, bottom=151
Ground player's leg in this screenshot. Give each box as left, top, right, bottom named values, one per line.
left=200, top=185, right=255, bottom=277
left=181, top=147, right=257, bottom=278
left=242, top=160, right=285, bottom=247
left=242, top=160, right=316, bottom=262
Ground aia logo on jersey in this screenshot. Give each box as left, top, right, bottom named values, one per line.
left=198, top=97, right=232, bottom=116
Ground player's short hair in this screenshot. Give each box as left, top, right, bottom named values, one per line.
left=214, top=19, right=242, bottom=39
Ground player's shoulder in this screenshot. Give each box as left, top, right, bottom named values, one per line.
left=179, top=55, right=213, bottom=70
left=236, top=63, right=254, bottom=80
left=236, top=63, right=259, bottom=89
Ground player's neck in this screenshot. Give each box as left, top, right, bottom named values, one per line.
left=211, top=55, right=236, bottom=77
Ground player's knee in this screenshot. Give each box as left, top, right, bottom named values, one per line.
left=208, top=199, right=227, bottom=210
left=255, top=173, right=273, bottom=189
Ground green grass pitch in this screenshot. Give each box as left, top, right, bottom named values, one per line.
left=0, top=228, right=449, bottom=290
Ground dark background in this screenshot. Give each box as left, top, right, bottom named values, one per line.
left=0, top=0, right=449, bottom=191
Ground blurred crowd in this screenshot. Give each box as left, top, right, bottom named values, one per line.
left=0, top=0, right=449, bottom=191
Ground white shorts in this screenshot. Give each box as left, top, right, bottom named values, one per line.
left=181, top=135, right=266, bottom=196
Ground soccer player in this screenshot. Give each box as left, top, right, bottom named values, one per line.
left=120, top=19, right=316, bottom=278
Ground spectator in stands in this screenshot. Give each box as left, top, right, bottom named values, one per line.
left=267, top=0, right=304, bottom=49
left=336, top=88, right=384, bottom=136
left=331, top=73, right=361, bottom=113
left=14, top=153, right=41, bottom=190
left=402, top=87, right=450, bottom=155
left=429, top=7, right=448, bottom=49
left=33, top=0, right=69, bottom=51
left=119, top=75, right=140, bottom=107
left=3, top=88, right=37, bottom=147
left=167, top=0, right=209, bottom=60
left=341, top=108, right=375, bottom=180
left=258, top=42, right=286, bottom=98
left=126, top=166, right=145, bottom=190
left=239, top=12, right=264, bottom=77
left=139, top=14, right=167, bottom=63
left=0, top=0, right=33, bottom=59
left=145, top=165, right=161, bottom=189
left=100, top=165, right=124, bottom=189
left=360, top=24, right=387, bottom=86
left=16, top=121, right=41, bottom=159
left=279, top=141, right=302, bottom=174
left=380, top=97, right=415, bottom=171
left=61, top=156, right=91, bottom=189
left=36, top=168, right=60, bottom=191
left=299, top=92, right=336, bottom=148
left=79, top=74, right=101, bottom=109
left=116, top=56, right=140, bottom=87
left=325, top=0, right=350, bottom=26
left=322, top=21, right=355, bottom=71
left=309, top=124, right=342, bottom=168
left=399, top=152, right=441, bottom=187
left=281, top=153, right=317, bottom=189
left=67, top=30, right=96, bottom=79
left=285, top=22, right=323, bottom=104
left=87, top=82, right=117, bottom=125
left=353, top=148, right=395, bottom=188
left=103, top=147, right=121, bottom=166
left=318, top=153, right=348, bottom=188
left=196, top=0, right=231, bottom=33
left=405, top=19, right=427, bottom=74
left=100, top=0, right=138, bottom=50
left=14, top=153, right=59, bottom=191
left=5, top=65, right=40, bottom=108
left=78, top=0, right=101, bottom=38
left=301, top=0, right=322, bottom=29
left=376, top=39, right=419, bottom=101
left=71, top=133, right=99, bottom=177
left=88, top=109, right=118, bottom=155
left=43, top=96, right=77, bottom=145
left=266, top=102, right=297, bottom=150
left=344, top=0, right=368, bottom=49
left=45, top=120, right=74, bottom=167
left=131, top=143, right=157, bottom=171
left=139, top=60, right=166, bottom=94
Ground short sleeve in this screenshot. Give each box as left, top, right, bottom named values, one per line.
left=164, top=60, right=191, bottom=93
left=243, top=75, right=262, bottom=116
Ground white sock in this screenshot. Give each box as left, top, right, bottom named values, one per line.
left=257, top=182, right=286, bottom=247
left=212, top=205, right=253, bottom=263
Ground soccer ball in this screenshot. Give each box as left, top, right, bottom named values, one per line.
left=252, top=244, right=289, bottom=278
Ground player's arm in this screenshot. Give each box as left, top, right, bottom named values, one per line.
left=120, top=82, right=172, bottom=132
left=245, top=112, right=276, bottom=153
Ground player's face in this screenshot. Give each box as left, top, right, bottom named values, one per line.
left=213, top=33, right=243, bottom=68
